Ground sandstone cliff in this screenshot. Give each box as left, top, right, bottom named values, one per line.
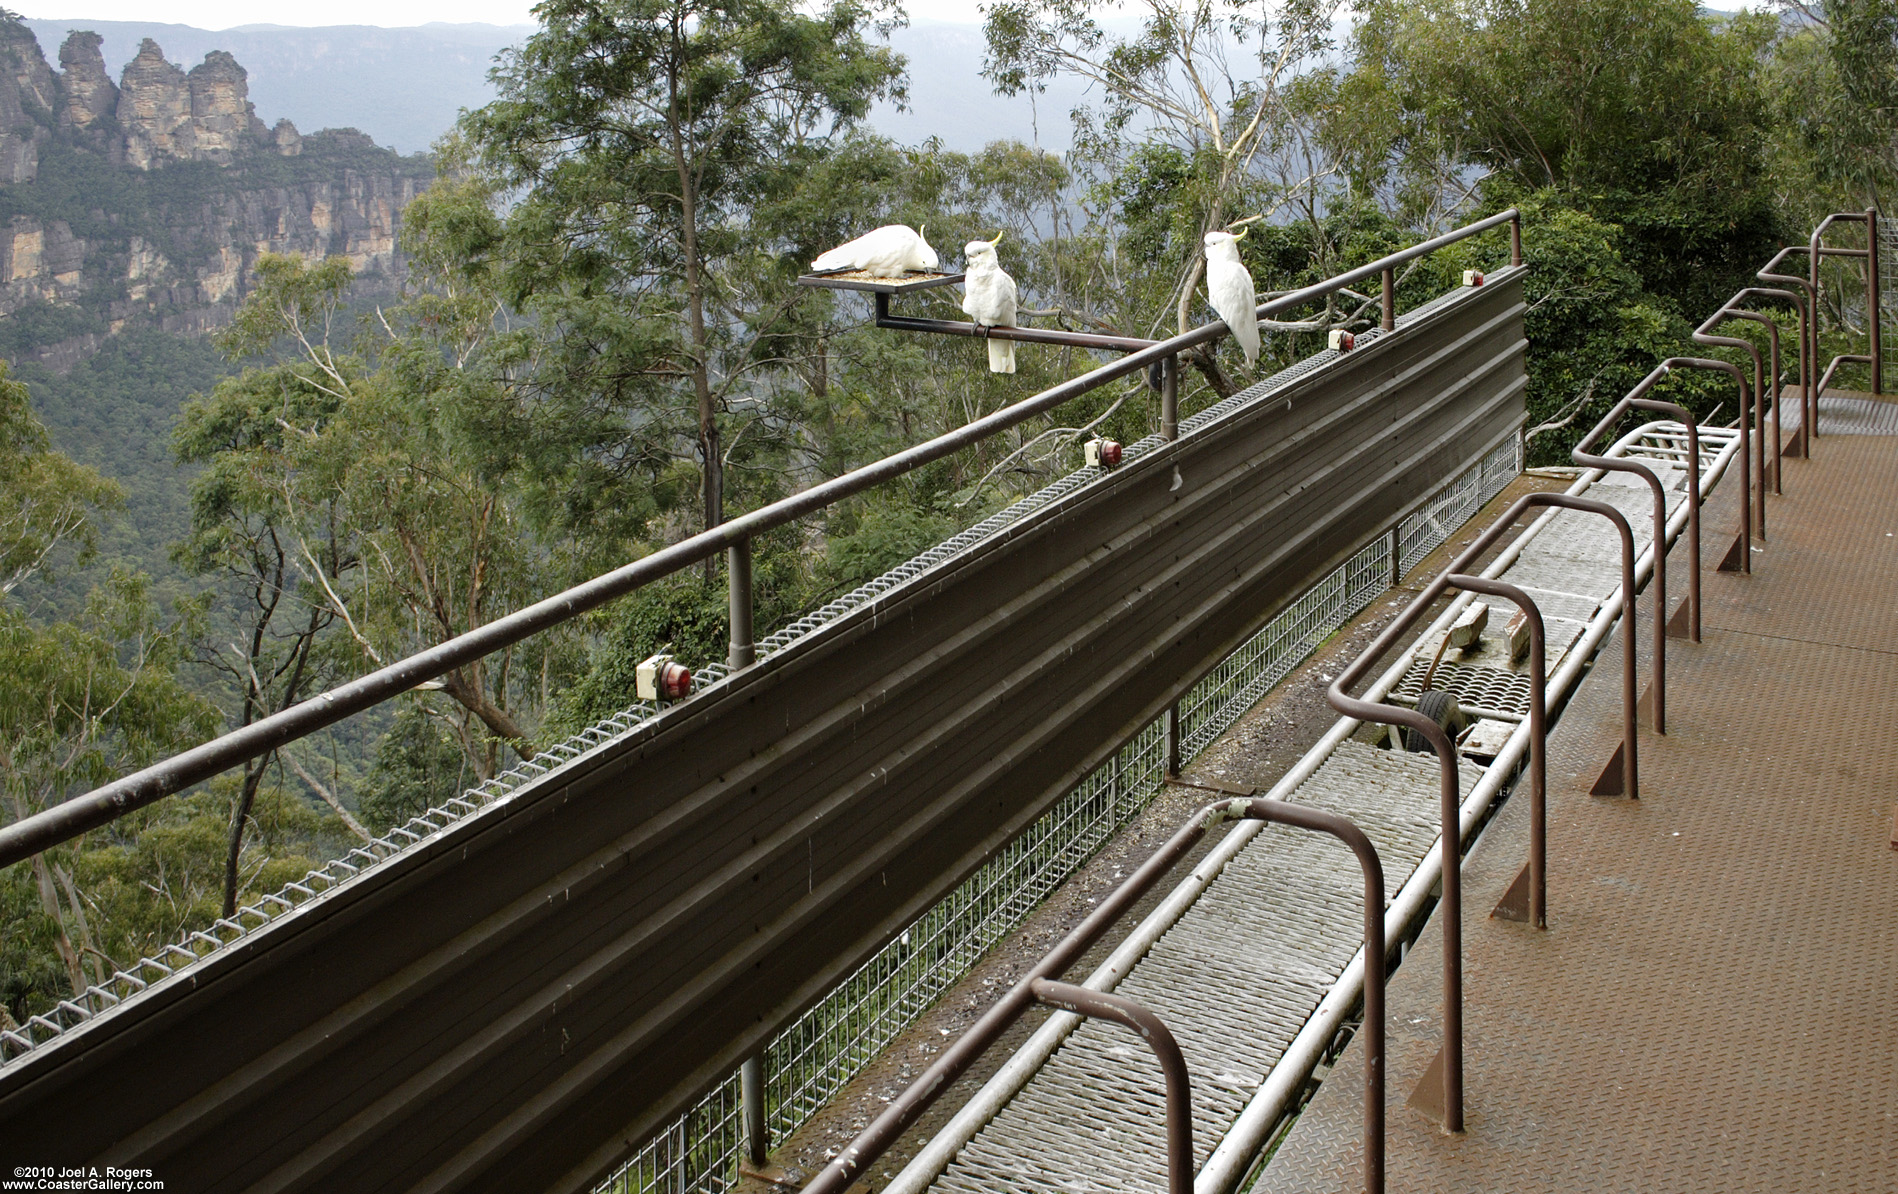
left=0, top=18, right=432, bottom=368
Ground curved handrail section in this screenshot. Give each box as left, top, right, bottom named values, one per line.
left=1692, top=308, right=1764, bottom=544
left=1327, top=490, right=1639, bottom=1132
left=1442, top=573, right=1547, bottom=930
left=1758, top=252, right=1818, bottom=455
left=1026, top=980, right=1194, bottom=1194
left=0, top=211, right=1523, bottom=871
left=1574, top=360, right=1714, bottom=726
left=801, top=797, right=1390, bottom=1194
left=1810, top=210, right=1881, bottom=397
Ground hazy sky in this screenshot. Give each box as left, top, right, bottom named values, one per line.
left=15, top=0, right=998, bottom=29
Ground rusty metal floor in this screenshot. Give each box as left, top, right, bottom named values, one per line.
left=1260, top=434, right=1898, bottom=1192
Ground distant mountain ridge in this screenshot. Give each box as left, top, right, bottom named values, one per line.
left=0, top=16, right=431, bottom=368
left=22, top=19, right=531, bottom=154
left=19, top=17, right=1080, bottom=155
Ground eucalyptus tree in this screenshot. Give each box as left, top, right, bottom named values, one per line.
left=1765, top=2, right=1898, bottom=225
left=463, top=0, right=908, bottom=548
left=1, top=365, right=216, bottom=1004
left=1, top=360, right=120, bottom=601
left=1346, top=0, right=1782, bottom=316
left=982, top=0, right=1347, bottom=353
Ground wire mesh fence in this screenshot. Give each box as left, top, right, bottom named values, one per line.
left=596, top=432, right=1521, bottom=1194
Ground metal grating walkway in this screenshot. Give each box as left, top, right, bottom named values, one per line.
left=935, top=745, right=1478, bottom=1194
left=889, top=426, right=1732, bottom=1194
left=1259, top=432, right=1898, bottom=1191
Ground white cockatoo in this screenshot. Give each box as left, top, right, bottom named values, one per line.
left=1203, top=228, right=1259, bottom=367
left=811, top=224, right=940, bottom=276
left=961, top=231, right=1019, bottom=374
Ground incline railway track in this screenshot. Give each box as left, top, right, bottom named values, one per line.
left=808, top=417, right=1739, bottom=1194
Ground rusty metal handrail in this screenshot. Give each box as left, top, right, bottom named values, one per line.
left=1026, top=980, right=1193, bottom=1194
left=0, top=210, right=1523, bottom=871
left=1327, top=491, right=1637, bottom=1131
left=1757, top=252, right=1818, bottom=456
left=1574, top=365, right=1713, bottom=729
left=800, top=797, right=1389, bottom=1194
left=1727, top=288, right=1808, bottom=493
left=1442, top=573, right=1547, bottom=929
left=1692, top=307, right=1764, bottom=544
left=1809, top=210, right=1882, bottom=397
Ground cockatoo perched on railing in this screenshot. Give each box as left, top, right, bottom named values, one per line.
left=1204, top=228, right=1260, bottom=366
left=961, top=231, right=1019, bottom=374
left=812, top=224, right=940, bottom=276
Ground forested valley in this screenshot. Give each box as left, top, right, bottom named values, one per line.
left=3, top=0, right=1891, bottom=1032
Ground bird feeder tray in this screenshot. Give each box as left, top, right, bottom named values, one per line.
left=797, top=267, right=965, bottom=294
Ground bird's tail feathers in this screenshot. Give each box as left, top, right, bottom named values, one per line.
left=1236, top=319, right=1261, bottom=367
left=988, top=338, right=1016, bottom=374
left=812, top=247, right=851, bottom=271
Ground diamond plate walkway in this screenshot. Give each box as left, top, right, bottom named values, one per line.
left=1260, top=431, right=1898, bottom=1192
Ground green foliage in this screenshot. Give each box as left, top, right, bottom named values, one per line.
left=465, top=0, right=909, bottom=537
left=14, top=331, right=235, bottom=618
left=1347, top=0, right=1786, bottom=316
left=0, top=568, right=221, bottom=1016
left=1, top=359, right=124, bottom=599
left=0, top=303, right=107, bottom=361
left=359, top=705, right=470, bottom=833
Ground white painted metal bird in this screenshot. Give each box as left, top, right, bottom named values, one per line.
left=1204, top=228, right=1259, bottom=366
left=961, top=231, right=1019, bottom=374
left=811, top=223, right=940, bottom=276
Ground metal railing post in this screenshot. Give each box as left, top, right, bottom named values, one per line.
left=729, top=538, right=755, bottom=670
left=1327, top=490, right=1642, bottom=1130
left=1381, top=267, right=1396, bottom=332
left=1511, top=213, right=1522, bottom=267
left=1164, top=703, right=1181, bottom=777
left=1692, top=313, right=1761, bottom=555
left=742, top=1053, right=768, bottom=1166
left=1444, top=575, right=1546, bottom=928
left=1757, top=252, right=1816, bottom=458
left=1161, top=355, right=1179, bottom=441
left=1868, top=208, right=1882, bottom=395
left=1389, top=525, right=1404, bottom=586
left=1575, top=369, right=1716, bottom=725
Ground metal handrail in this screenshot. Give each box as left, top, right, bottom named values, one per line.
left=1327, top=491, right=1637, bottom=1132
left=1574, top=365, right=1714, bottom=729
left=0, top=210, right=1523, bottom=871
left=1442, top=573, right=1547, bottom=930
left=800, top=797, right=1389, bottom=1194
left=1691, top=307, right=1764, bottom=544
left=1809, top=209, right=1881, bottom=397
left=1026, top=980, right=1194, bottom=1194
left=1726, top=288, right=1808, bottom=493
left=1757, top=251, right=1818, bottom=456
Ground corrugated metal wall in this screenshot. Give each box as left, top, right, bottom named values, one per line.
left=0, top=274, right=1525, bottom=1194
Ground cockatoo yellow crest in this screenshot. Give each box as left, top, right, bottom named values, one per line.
left=961, top=231, right=1019, bottom=374
left=812, top=224, right=939, bottom=276
left=1203, top=228, right=1259, bottom=367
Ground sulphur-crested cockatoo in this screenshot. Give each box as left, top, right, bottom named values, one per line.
left=1204, top=228, right=1259, bottom=366
left=961, top=231, right=1019, bottom=374
left=812, top=224, right=939, bottom=276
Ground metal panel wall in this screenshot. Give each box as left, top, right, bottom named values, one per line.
left=0, top=274, right=1526, bottom=1193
